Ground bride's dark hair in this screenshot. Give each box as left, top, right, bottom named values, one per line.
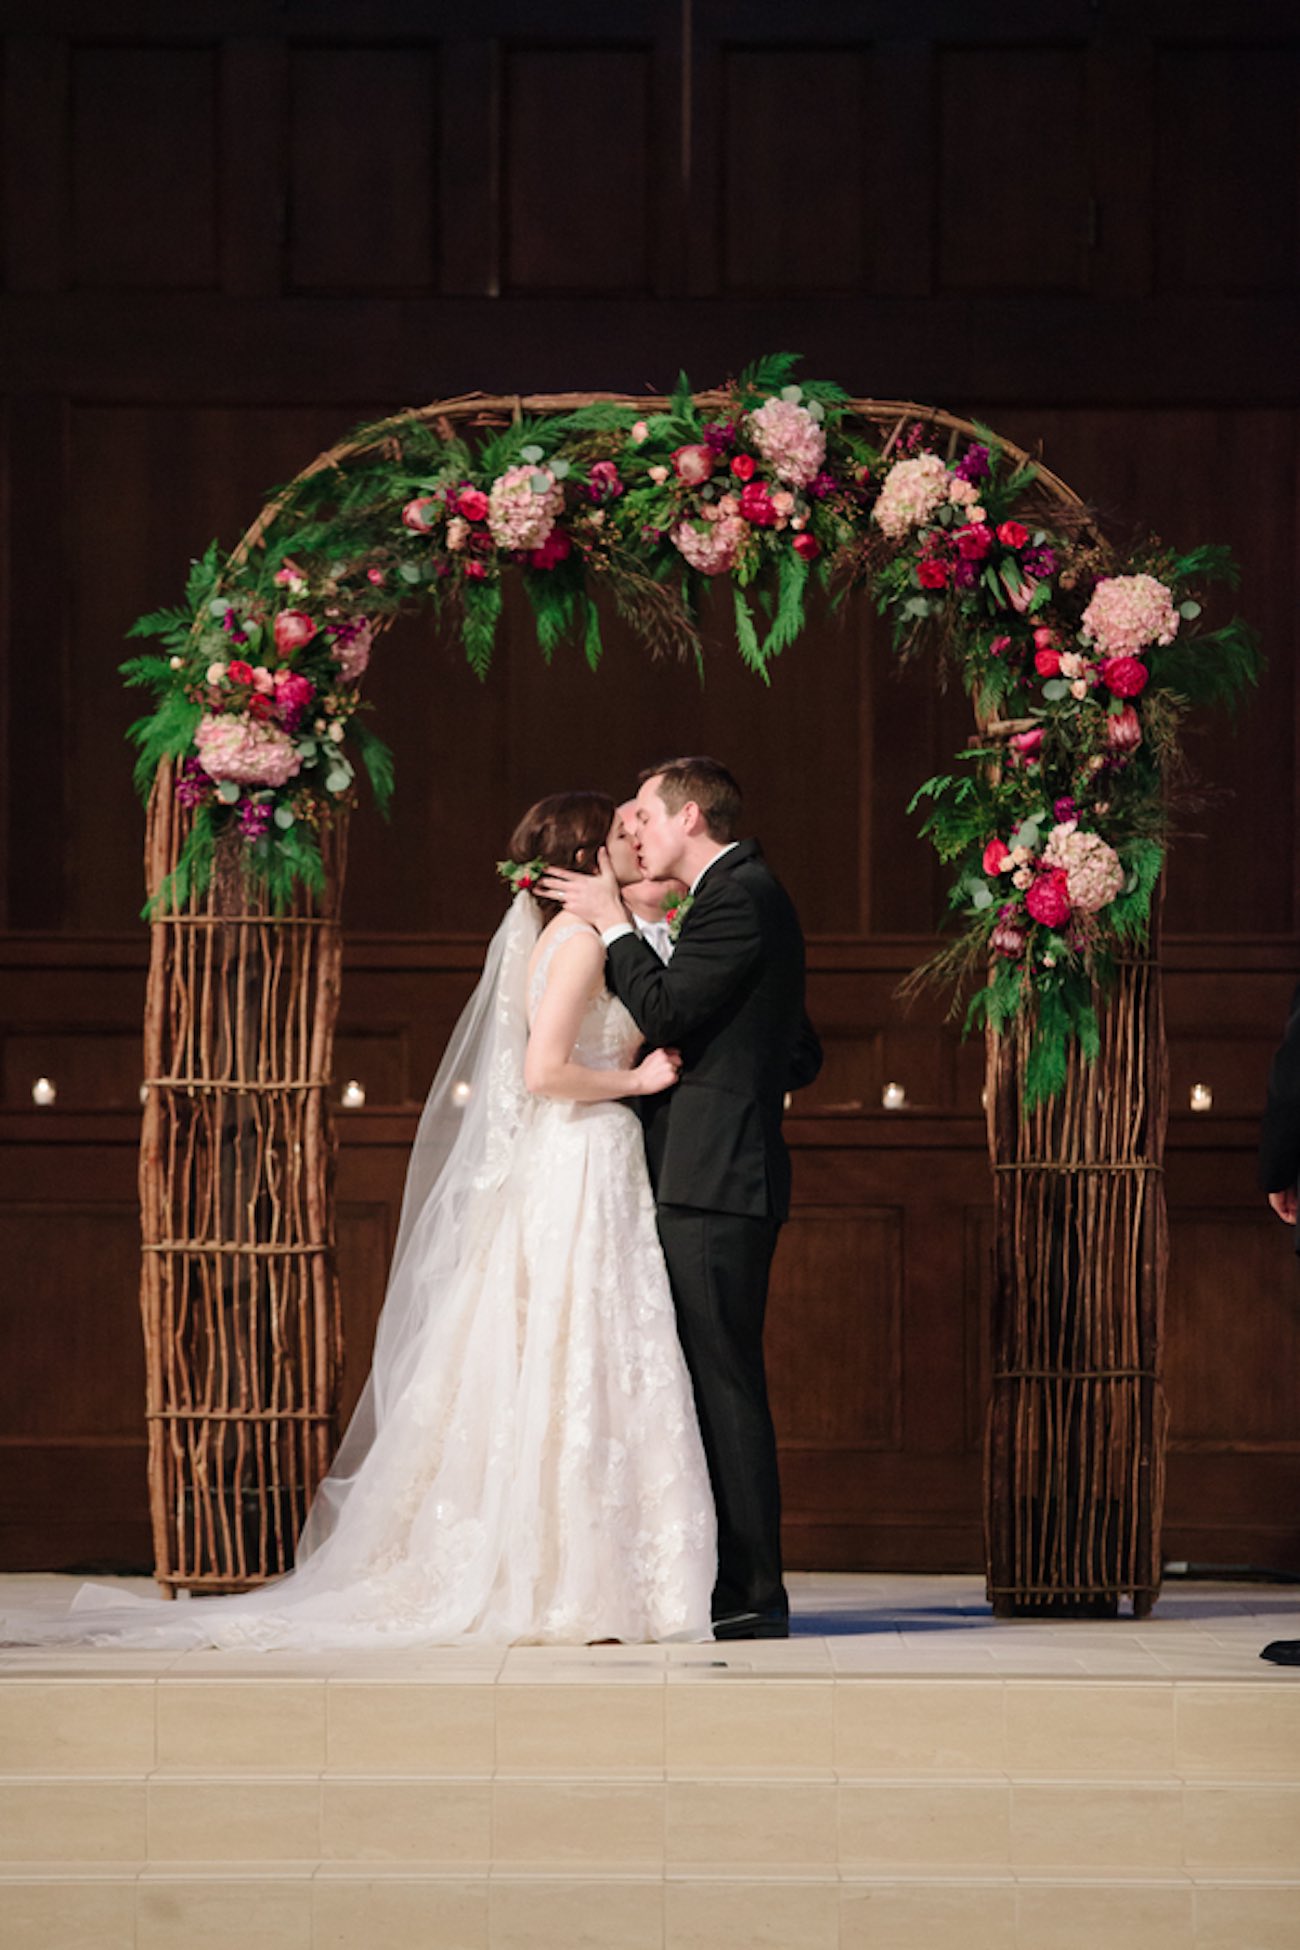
left=508, top=790, right=616, bottom=925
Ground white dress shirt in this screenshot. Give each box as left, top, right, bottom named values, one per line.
left=602, top=844, right=740, bottom=951
left=632, top=911, right=673, bottom=963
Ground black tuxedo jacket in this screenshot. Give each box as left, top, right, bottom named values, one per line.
left=1260, top=977, right=1300, bottom=1246
left=606, top=839, right=822, bottom=1222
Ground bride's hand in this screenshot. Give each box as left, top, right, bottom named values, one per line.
left=538, top=848, right=626, bottom=932
left=632, top=1047, right=681, bottom=1096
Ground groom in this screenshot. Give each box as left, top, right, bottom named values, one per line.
left=543, top=757, right=821, bottom=1638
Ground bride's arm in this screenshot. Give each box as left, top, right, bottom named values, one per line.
left=524, top=932, right=679, bottom=1103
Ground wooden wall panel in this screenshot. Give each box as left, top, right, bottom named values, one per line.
left=938, top=47, right=1089, bottom=294
left=288, top=47, right=437, bottom=292
left=70, top=45, right=218, bottom=290
left=721, top=47, right=871, bottom=293
left=504, top=47, right=653, bottom=293
left=768, top=1208, right=902, bottom=1450
left=1156, top=44, right=1300, bottom=295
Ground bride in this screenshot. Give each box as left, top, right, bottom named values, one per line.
left=3, top=792, right=716, bottom=1649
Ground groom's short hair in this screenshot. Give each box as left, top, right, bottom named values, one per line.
left=640, top=757, right=741, bottom=841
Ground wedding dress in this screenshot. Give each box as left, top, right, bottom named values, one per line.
left=2, top=897, right=716, bottom=1649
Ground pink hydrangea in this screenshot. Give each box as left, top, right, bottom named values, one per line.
left=1081, top=574, right=1179, bottom=657
left=671, top=512, right=747, bottom=576
left=194, top=715, right=302, bottom=788
left=871, top=453, right=951, bottom=540
left=747, top=397, right=826, bottom=487
left=487, top=464, right=564, bottom=552
left=331, top=619, right=372, bottom=684
left=1042, top=821, right=1125, bottom=914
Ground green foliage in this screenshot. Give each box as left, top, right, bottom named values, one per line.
left=732, top=585, right=767, bottom=680
left=144, top=804, right=216, bottom=919
left=349, top=718, right=395, bottom=817
left=461, top=579, right=503, bottom=679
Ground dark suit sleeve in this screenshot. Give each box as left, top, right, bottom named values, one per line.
left=787, top=1011, right=823, bottom=1092
left=1259, top=978, right=1300, bottom=1192
left=606, top=879, right=763, bottom=1046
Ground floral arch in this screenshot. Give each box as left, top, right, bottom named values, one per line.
left=125, top=356, right=1256, bottom=1611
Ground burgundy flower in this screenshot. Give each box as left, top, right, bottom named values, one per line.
left=586, top=461, right=623, bottom=502
left=455, top=485, right=489, bottom=522
left=527, top=528, right=572, bottom=571
left=917, top=558, right=949, bottom=589
left=1100, top=656, right=1149, bottom=698
left=997, top=520, right=1030, bottom=550
left=955, top=443, right=990, bottom=483
left=1026, top=870, right=1071, bottom=929
left=738, top=481, right=778, bottom=527
left=671, top=444, right=715, bottom=486
left=955, top=523, right=994, bottom=562
left=792, top=531, right=821, bottom=562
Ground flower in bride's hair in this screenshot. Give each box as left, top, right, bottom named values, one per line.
left=497, top=856, right=547, bottom=897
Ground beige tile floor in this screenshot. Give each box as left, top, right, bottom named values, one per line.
left=4, top=1568, right=1296, bottom=1679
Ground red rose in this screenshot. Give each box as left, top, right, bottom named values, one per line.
left=738, top=481, right=778, bottom=527
left=401, top=496, right=438, bottom=532
left=1026, top=870, right=1071, bottom=929
left=1034, top=647, right=1061, bottom=677
left=247, top=692, right=275, bottom=722
left=955, top=523, right=994, bottom=561
left=273, top=610, right=317, bottom=657
left=663, top=905, right=679, bottom=926
left=983, top=837, right=1009, bottom=876
left=1101, top=655, right=1149, bottom=697
left=730, top=454, right=757, bottom=481
left=455, top=485, right=489, bottom=522
left=527, top=528, right=572, bottom=571
left=671, top=444, right=715, bottom=486
left=792, top=531, right=821, bottom=562
left=1009, top=727, right=1043, bottom=760
left=463, top=559, right=488, bottom=580
left=917, top=558, right=949, bottom=589
left=226, top=659, right=254, bottom=685
left=997, top=521, right=1029, bottom=549
left=1105, top=703, right=1143, bottom=752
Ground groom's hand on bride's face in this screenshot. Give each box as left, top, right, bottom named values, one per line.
left=539, top=848, right=627, bottom=931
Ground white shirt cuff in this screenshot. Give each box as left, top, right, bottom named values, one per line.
left=601, top=922, right=635, bottom=949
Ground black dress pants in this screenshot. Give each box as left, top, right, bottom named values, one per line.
left=655, top=1203, right=785, bottom=1619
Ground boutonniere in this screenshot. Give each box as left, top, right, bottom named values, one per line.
left=497, top=856, right=546, bottom=897
left=661, top=890, right=694, bottom=942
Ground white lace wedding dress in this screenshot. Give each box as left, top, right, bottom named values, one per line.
left=2, top=903, right=716, bottom=1649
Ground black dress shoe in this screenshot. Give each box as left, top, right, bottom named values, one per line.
left=712, top=1609, right=790, bottom=1641
left=1260, top=1640, right=1300, bottom=1666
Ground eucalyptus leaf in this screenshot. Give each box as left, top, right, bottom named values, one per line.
left=519, top=444, right=544, bottom=464
left=216, top=780, right=240, bottom=804
left=806, top=398, right=825, bottom=421
left=550, top=457, right=571, bottom=480
left=398, top=562, right=422, bottom=584
left=1042, top=678, right=1070, bottom=701
left=325, top=768, right=351, bottom=795
left=1179, top=599, right=1202, bottom=619
left=902, top=596, right=932, bottom=620
left=970, top=883, right=994, bottom=911
left=274, top=805, right=296, bottom=829
left=1011, top=819, right=1041, bottom=851
left=208, top=598, right=231, bottom=618
left=530, top=471, right=551, bottom=494
left=780, top=384, right=803, bottom=404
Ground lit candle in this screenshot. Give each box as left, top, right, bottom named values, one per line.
left=32, top=1077, right=56, bottom=1107
left=882, top=1081, right=907, bottom=1110
left=341, top=1079, right=366, bottom=1109
left=1189, top=1082, right=1213, bottom=1113
left=451, top=1081, right=472, bottom=1108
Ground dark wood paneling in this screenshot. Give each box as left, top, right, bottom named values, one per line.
left=1155, top=43, right=1300, bottom=296
left=769, top=1207, right=902, bottom=1450
left=938, top=46, right=1090, bottom=294
left=503, top=47, right=653, bottom=293
left=721, top=47, right=870, bottom=293
left=288, top=46, right=437, bottom=293
left=70, top=44, right=218, bottom=290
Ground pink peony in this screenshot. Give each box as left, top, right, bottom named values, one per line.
left=792, top=531, right=821, bottom=561
left=672, top=513, right=746, bottom=575
left=401, top=497, right=439, bottom=532
left=1025, top=870, right=1071, bottom=929
left=983, top=837, right=1009, bottom=876
left=331, top=619, right=372, bottom=684
left=871, top=452, right=950, bottom=540
left=1100, top=655, right=1149, bottom=698
left=487, top=464, right=564, bottom=552
left=273, top=610, right=317, bottom=657
left=1009, top=727, right=1043, bottom=760
left=1042, top=823, right=1124, bottom=914
left=955, top=523, right=994, bottom=561
left=747, top=396, right=827, bottom=488
left=194, top=715, right=302, bottom=788
left=1082, top=573, right=1179, bottom=657
left=671, top=444, right=715, bottom=486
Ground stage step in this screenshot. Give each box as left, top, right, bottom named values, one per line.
left=1, top=1665, right=1298, bottom=1947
